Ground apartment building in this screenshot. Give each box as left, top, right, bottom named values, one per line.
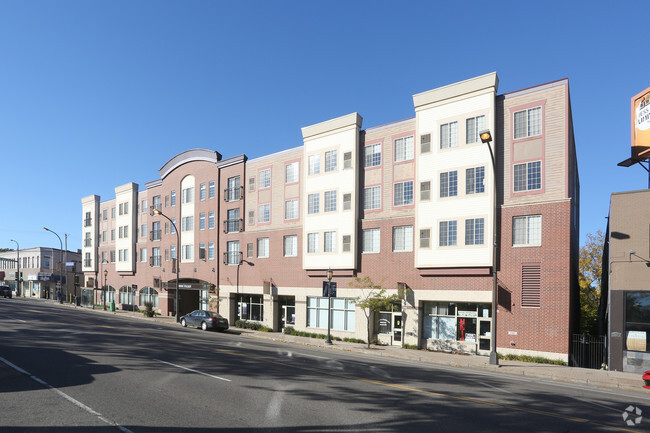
left=81, top=72, right=579, bottom=360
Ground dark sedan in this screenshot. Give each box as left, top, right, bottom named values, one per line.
left=180, top=310, right=229, bottom=331
left=0, top=285, right=12, bottom=299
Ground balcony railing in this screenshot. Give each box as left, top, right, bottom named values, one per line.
left=149, top=255, right=162, bottom=267
left=223, top=218, right=243, bottom=233
left=224, top=186, right=243, bottom=202
left=84, top=218, right=92, bottom=227
left=223, top=251, right=242, bottom=265
left=150, top=229, right=162, bottom=241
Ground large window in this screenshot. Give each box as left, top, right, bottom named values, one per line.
left=364, top=143, right=381, bottom=168
left=440, top=171, right=458, bottom=198
left=181, top=216, right=194, bottom=232
left=139, top=288, right=159, bottom=308
left=394, top=136, right=414, bottom=162
left=364, top=186, right=381, bottom=210
left=225, top=241, right=240, bottom=265
left=285, top=199, right=298, bottom=220
left=625, top=292, right=650, bottom=353
left=307, top=297, right=355, bottom=331
left=514, top=106, right=542, bottom=139
left=439, top=220, right=457, bottom=247
left=257, top=238, right=269, bottom=258
left=208, top=212, right=215, bottom=229
left=324, top=231, right=336, bottom=253
left=362, top=228, right=380, bottom=253
left=324, top=190, right=337, bottom=212
left=422, top=302, right=491, bottom=343
left=393, top=226, right=413, bottom=252
left=465, top=218, right=485, bottom=245
left=513, top=215, right=541, bottom=246
left=182, top=187, right=194, bottom=204
left=227, top=176, right=241, bottom=201
left=259, top=169, right=271, bottom=189
left=308, top=193, right=320, bottom=214
left=181, top=244, right=193, bottom=261
left=209, top=181, right=215, bottom=199
left=513, top=161, right=542, bottom=192
left=307, top=233, right=319, bottom=253
left=325, top=150, right=337, bottom=172
left=466, top=167, right=485, bottom=194
left=199, top=213, right=206, bottom=230
left=200, top=183, right=206, bottom=201
left=226, top=208, right=240, bottom=232
left=238, top=294, right=263, bottom=321
left=258, top=203, right=270, bottom=223
left=308, top=154, right=320, bottom=175
left=394, top=181, right=414, bottom=206
left=466, top=115, right=486, bottom=144
left=284, top=235, right=298, bottom=257
left=285, top=162, right=299, bottom=183
left=440, top=121, right=458, bottom=149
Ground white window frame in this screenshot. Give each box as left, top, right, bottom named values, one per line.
left=308, top=154, right=320, bottom=175
left=285, top=199, right=299, bottom=220
left=285, top=162, right=299, bottom=183
left=324, top=190, right=337, bottom=212
left=308, top=193, right=319, bottom=214
left=466, top=166, right=485, bottom=195
left=364, top=143, right=382, bottom=168
left=513, top=215, right=542, bottom=246
left=466, top=115, right=486, bottom=144
left=440, top=121, right=458, bottom=149
left=257, top=238, right=269, bottom=258
left=465, top=218, right=485, bottom=246
left=394, top=136, right=414, bottom=162
left=284, top=235, right=298, bottom=257
left=258, top=203, right=270, bottom=223
left=439, top=220, right=458, bottom=247
left=259, top=169, right=271, bottom=189
left=392, top=226, right=413, bottom=252
left=307, top=233, right=319, bottom=253
left=513, top=161, right=542, bottom=192
left=324, top=231, right=336, bottom=253
left=362, top=228, right=380, bottom=253
left=394, top=181, right=414, bottom=206
left=514, top=106, right=542, bottom=140
left=324, top=150, right=337, bottom=172
left=364, top=186, right=381, bottom=210
left=440, top=171, right=458, bottom=198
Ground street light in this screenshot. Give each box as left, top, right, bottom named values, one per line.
left=10, top=239, right=19, bottom=297
left=43, top=227, right=63, bottom=303
left=153, top=208, right=180, bottom=323
left=325, top=267, right=333, bottom=345
left=480, top=129, right=499, bottom=366
left=104, top=269, right=108, bottom=311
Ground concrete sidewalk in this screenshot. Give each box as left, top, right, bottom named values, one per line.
left=31, top=297, right=649, bottom=395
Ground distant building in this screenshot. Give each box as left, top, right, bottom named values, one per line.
left=81, top=72, right=580, bottom=361
left=0, top=247, right=81, bottom=299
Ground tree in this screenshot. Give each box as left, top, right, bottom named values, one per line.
left=349, top=277, right=403, bottom=348
left=579, top=230, right=604, bottom=335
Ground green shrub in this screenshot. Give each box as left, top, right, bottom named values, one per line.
left=235, top=320, right=272, bottom=332
left=498, top=353, right=566, bottom=365
left=282, top=326, right=346, bottom=341
left=402, top=344, right=419, bottom=350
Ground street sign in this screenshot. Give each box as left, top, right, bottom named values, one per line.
left=322, top=281, right=337, bottom=297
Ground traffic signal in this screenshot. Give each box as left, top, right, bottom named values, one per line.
left=19, top=272, right=23, bottom=281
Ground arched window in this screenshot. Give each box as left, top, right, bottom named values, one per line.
left=139, top=287, right=159, bottom=308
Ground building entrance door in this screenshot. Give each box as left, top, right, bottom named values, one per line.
left=377, top=309, right=402, bottom=346
left=478, top=318, right=492, bottom=354
left=279, top=296, right=295, bottom=329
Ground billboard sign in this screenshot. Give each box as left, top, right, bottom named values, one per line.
left=632, top=87, right=650, bottom=157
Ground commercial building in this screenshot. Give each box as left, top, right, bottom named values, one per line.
left=81, top=72, right=579, bottom=361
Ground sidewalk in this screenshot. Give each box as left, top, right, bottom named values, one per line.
left=33, top=297, right=649, bottom=395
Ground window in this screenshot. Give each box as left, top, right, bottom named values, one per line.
left=181, top=216, right=194, bottom=232
left=343, top=193, right=351, bottom=210
left=200, top=183, right=206, bottom=201
left=394, top=181, right=414, bottom=206
left=513, top=161, right=542, bottom=192
left=208, top=211, right=215, bottom=229
left=364, top=186, right=381, bottom=210
left=111, top=207, right=116, bottom=218
left=513, top=215, right=541, bottom=246
left=118, top=226, right=123, bottom=239
left=364, top=143, right=381, bottom=168
left=285, top=199, right=298, bottom=220
left=307, top=233, right=319, bottom=253
left=140, top=224, right=147, bottom=238
left=324, top=231, right=336, bottom=253
left=199, top=213, right=206, bottom=230
left=342, top=235, right=351, bottom=252
left=208, top=242, right=215, bottom=260
left=325, top=150, right=337, bottom=172
left=102, top=231, right=107, bottom=242
left=140, top=248, right=147, bottom=263
left=248, top=210, right=254, bottom=225
left=284, top=235, right=298, bottom=257
left=227, top=176, right=241, bottom=201
left=308, top=193, right=319, bottom=214
left=238, top=294, right=263, bottom=321
left=394, top=136, right=414, bottom=162
left=307, top=297, right=355, bottom=331
left=439, top=221, right=457, bottom=247
left=84, top=211, right=92, bottom=227
left=440, top=121, right=458, bottom=149
left=324, top=190, right=337, bottom=212
left=422, top=302, right=491, bottom=343
left=151, top=248, right=161, bottom=267
left=84, top=232, right=91, bottom=247
left=259, top=169, right=271, bottom=189
left=209, top=181, right=215, bottom=199
left=152, top=196, right=161, bottom=212
left=171, top=218, right=176, bottom=234
left=171, top=191, right=176, bottom=206
left=150, top=222, right=161, bottom=241
left=141, top=199, right=147, bottom=213
left=362, top=228, right=380, bottom=253
left=466, top=115, right=486, bottom=144
left=440, top=171, right=458, bottom=198
left=171, top=245, right=176, bottom=260
left=226, top=208, right=240, bottom=232
left=465, top=218, right=485, bottom=245
left=420, top=134, right=431, bottom=153
left=249, top=177, right=255, bottom=191
left=247, top=243, right=254, bottom=258
left=466, top=167, right=485, bottom=195
left=257, top=238, right=269, bottom=258
left=285, top=162, right=299, bottom=183
left=343, top=152, right=352, bottom=169
left=308, top=154, right=320, bottom=175
left=421, top=228, right=431, bottom=249
left=182, top=187, right=193, bottom=204
left=181, top=244, right=193, bottom=261
left=625, top=292, right=650, bottom=353
left=165, top=195, right=170, bottom=208
left=393, top=226, right=413, bottom=252
left=102, top=209, right=108, bottom=220
left=521, top=263, right=541, bottom=308
left=420, top=181, right=431, bottom=201
left=514, top=106, right=542, bottom=139
left=258, top=203, right=270, bottom=223
left=111, top=229, right=115, bottom=241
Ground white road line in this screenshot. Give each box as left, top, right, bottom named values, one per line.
left=153, top=358, right=231, bottom=382
left=0, top=356, right=134, bottom=433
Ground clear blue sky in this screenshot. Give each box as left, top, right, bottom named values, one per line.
left=1, top=0, right=647, bottom=252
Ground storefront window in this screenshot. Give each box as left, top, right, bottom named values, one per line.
left=239, top=294, right=263, bottom=321
left=307, top=297, right=355, bottom=331
left=625, top=292, right=650, bottom=353
left=423, top=302, right=491, bottom=342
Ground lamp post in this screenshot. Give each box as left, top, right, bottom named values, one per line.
left=153, top=209, right=180, bottom=322
left=10, top=239, right=19, bottom=297
left=103, top=269, right=108, bottom=311
left=325, top=267, right=333, bottom=345
left=43, top=227, right=63, bottom=303
left=480, top=129, right=499, bottom=366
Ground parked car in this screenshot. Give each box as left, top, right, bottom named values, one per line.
left=0, top=285, right=12, bottom=299
left=180, top=310, right=229, bottom=331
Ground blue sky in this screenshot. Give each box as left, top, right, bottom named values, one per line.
left=1, top=0, right=648, bottom=252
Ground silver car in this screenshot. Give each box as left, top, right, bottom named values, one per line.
left=180, top=310, right=229, bottom=331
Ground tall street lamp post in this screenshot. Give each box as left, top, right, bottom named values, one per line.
left=10, top=239, right=19, bottom=296
left=43, top=227, right=63, bottom=303
left=153, top=209, right=180, bottom=323
left=325, top=267, right=333, bottom=345
left=104, top=269, right=108, bottom=311
left=480, top=130, right=499, bottom=366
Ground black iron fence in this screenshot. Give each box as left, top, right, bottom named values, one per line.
left=570, top=334, right=606, bottom=369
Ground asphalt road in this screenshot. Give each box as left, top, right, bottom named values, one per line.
left=1, top=297, right=649, bottom=432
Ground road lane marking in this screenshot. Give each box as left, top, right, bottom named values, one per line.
left=153, top=358, right=231, bottom=382
left=0, top=356, right=134, bottom=433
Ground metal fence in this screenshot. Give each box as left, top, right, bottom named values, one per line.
left=570, top=334, right=606, bottom=369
